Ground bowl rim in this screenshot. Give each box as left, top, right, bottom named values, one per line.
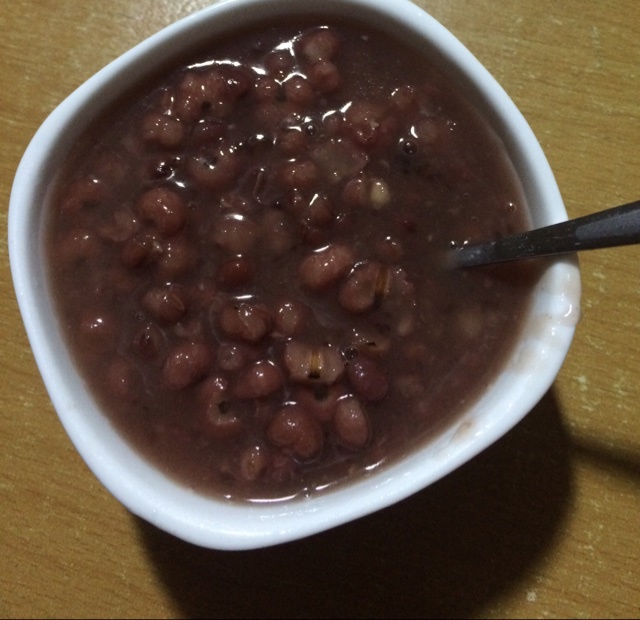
left=8, top=0, right=580, bottom=550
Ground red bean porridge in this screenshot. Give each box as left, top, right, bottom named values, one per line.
left=46, top=20, right=541, bottom=501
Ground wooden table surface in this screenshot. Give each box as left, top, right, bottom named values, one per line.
left=1, top=1, right=639, bottom=618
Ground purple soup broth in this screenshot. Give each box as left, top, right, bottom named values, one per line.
left=45, top=19, right=542, bottom=502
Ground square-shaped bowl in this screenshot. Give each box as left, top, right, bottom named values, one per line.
left=9, top=0, right=580, bottom=550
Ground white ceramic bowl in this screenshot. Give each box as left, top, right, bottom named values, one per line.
left=9, top=0, right=580, bottom=550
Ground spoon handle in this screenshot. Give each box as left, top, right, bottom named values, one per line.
left=454, top=199, right=640, bottom=268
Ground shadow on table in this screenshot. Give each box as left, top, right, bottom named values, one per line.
left=136, top=388, right=573, bottom=619
left=571, top=435, right=640, bottom=482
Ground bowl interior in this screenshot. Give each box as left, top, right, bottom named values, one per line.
left=9, top=0, right=580, bottom=550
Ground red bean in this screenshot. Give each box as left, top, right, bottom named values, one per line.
left=131, top=323, right=164, bottom=359
left=260, top=208, right=295, bottom=256
left=187, top=279, right=218, bottom=312
left=219, top=303, right=272, bottom=343
left=141, top=285, right=188, bottom=324
left=78, top=309, right=118, bottom=353
left=348, top=327, right=391, bottom=357
left=396, top=312, right=416, bottom=337
left=216, top=257, right=255, bottom=290
left=120, top=231, right=161, bottom=268
left=156, top=236, right=198, bottom=280
left=413, top=116, right=447, bottom=149
left=253, top=75, right=281, bottom=102
left=294, top=384, right=344, bottom=422
left=60, top=177, right=106, bottom=213
left=339, top=261, right=389, bottom=313
left=341, top=175, right=391, bottom=209
left=298, top=28, right=341, bottom=64
left=205, top=399, right=243, bottom=439
left=341, top=177, right=366, bottom=207
left=141, top=112, right=185, bottom=149
left=252, top=100, right=299, bottom=131
left=390, top=84, right=418, bottom=113
left=187, top=146, right=241, bottom=191
left=403, top=342, right=431, bottom=364
left=217, top=342, right=257, bottom=372
left=275, top=127, right=307, bottom=157
left=212, top=213, right=259, bottom=254
left=311, top=138, right=368, bottom=183
left=375, top=267, right=418, bottom=336
left=58, top=228, right=102, bottom=264
left=375, top=115, right=400, bottom=152
left=234, top=360, right=284, bottom=399
left=307, top=60, right=342, bottom=93
left=238, top=444, right=270, bottom=481
left=300, top=226, right=328, bottom=247
left=105, top=265, right=138, bottom=295
left=395, top=374, right=425, bottom=400
left=263, top=453, right=295, bottom=486
left=302, top=193, right=333, bottom=229
left=322, top=110, right=344, bottom=136
left=199, top=376, right=243, bottom=439
left=334, top=396, right=370, bottom=450
left=389, top=266, right=416, bottom=299
left=283, top=75, right=315, bottom=107
left=191, top=118, right=226, bottom=147
left=162, top=341, right=212, bottom=390
left=284, top=341, right=344, bottom=385
left=174, top=317, right=206, bottom=342
left=105, top=357, right=141, bottom=403
left=136, top=186, right=187, bottom=236
left=279, top=159, right=319, bottom=191
left=346, top=354, right=389, bottom=401
left=174, top=70, right=234, bottom=121
left=97, top=209, right=139, bottom=243
left=220, top=65, right=253, bottom=99
left=273, top=299, right=308, bottom=338
left=92, top=152, right=128, bottom=186
left=345, top=100, right=386, bottom=146
left=375, top=235, right=404, bottom=262
left=220, top=190, right=255, bottom=213
left=298, top=243, right=355, bottom=291
left=264, top=50, right=295, bottom=77
left=174, top=72, right=206, bottom=120
left=198, top=375, right=229, bottom=405
left=266, top=404, right=323, bottom=461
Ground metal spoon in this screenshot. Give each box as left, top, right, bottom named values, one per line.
left=451, top=199, right=640, bottom=268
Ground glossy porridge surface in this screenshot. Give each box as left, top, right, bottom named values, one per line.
left=46, top=19, right=539, bottom=501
